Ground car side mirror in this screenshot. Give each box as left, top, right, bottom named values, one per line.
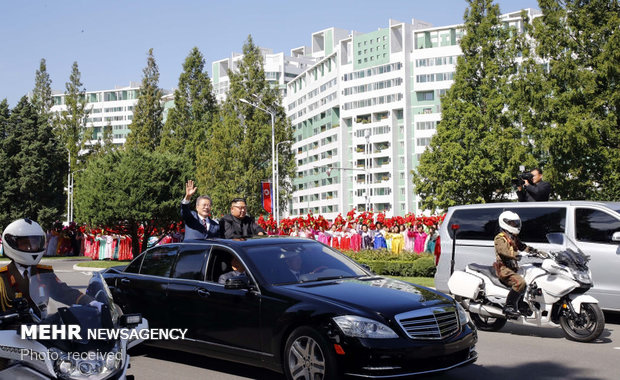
left=612, top=231, right=620, bottom=242
left=361, top=264, right=374, bottom=274
left=224, top=275, right=251, bottom=290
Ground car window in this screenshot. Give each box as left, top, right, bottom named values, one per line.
left=140, top=246, right=178, bottom=277
left=575, top=208, right=620, bottom=244
left=244, top=242, right=367, bottom=285
left=172, top=247, right=210, bottom=280
left=448, top=208, right=503, bottom=240
left=505, top=207, right=566, bottom=243
left=206, top=247, right=240, bottom=283
left=124, top=252, right=144, bottom=274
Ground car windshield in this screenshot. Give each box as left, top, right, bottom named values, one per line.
left=244, top=242, right=368, bottom=285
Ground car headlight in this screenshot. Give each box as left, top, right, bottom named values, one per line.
left=456, top=302, right=470, bottom=325
left=333, top=315, right=399, bottom=339
left=51, top=344, right=123, bottom=380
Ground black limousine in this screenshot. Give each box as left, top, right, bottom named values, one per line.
left=103, top=237, right=477, bottom=379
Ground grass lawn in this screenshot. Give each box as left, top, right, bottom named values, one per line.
left=75, top=260, right=131, bottom=268
left=387, top=276, right=435, bottom=288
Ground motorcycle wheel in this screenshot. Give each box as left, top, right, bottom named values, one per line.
left=470, top=313, right=507, bottom=331
left=559, top=303, right=605, bottom=342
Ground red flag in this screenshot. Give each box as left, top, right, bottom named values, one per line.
left=261, top=181, right=273, bottom=214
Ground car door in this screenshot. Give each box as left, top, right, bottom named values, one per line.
left=573, top=207, right=620, bottom=310
left=116, top=245, right=178, bottom=328
left=199, top=245, right=263, bottom=359
left=165, top=244, right=211, bottom=340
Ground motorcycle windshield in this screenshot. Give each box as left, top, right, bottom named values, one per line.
left=546, top=232, right=589, bottom=270
left=28, top=272, right=118, bottom=347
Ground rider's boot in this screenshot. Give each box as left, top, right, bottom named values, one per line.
left=503, top=289, right=521, bottom=319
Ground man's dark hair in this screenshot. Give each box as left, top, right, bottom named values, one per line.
left=230, top=197, right=246, bottom=206
left=196, top=195, right=212, bottom=204
left=532, top=168, right=543, bottom=175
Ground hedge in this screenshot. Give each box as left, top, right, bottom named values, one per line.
left=340, top=249, right=436, bottom=277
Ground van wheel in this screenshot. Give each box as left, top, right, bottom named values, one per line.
left=283, top=326, right=337, bottom=380
left=470, top=313, right=507, bottom=331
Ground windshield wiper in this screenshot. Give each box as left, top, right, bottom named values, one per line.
left=313, top=275, right=357, bottom=282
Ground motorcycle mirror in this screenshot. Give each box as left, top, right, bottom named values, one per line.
left=612, top=232, right=620, bottom=242
left=121, top=313, right=142, bottom=328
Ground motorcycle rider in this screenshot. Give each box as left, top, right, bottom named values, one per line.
left=0, top=218, right=98, bottom=314
left=493, top=211, right=539, bottom=318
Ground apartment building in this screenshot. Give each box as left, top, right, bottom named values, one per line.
left=211, top=47, right=316, bottom=103
left=286, top=9, right=540, bottom=221
left=50, top=82, right=173, bottom=146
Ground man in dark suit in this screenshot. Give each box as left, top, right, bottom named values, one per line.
left=181, top=180, right=220, bottom=240
left=517, top=168, right=552, bottom=202
left=219, top=198, right=265, bottom=239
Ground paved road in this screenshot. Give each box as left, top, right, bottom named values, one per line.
left=58, top=260, right=620, bottom=380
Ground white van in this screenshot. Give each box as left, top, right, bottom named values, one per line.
left=434, top=201, right=620, bottom=311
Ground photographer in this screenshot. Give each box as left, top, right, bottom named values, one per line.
left=517, top=168, right=551, bottom=202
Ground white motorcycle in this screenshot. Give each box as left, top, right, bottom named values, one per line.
left=448, top=233, right=605, bottom=342
left=0, top=272, right=148, bottom=379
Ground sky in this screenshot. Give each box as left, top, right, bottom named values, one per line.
left=0, top=0, right=540, bottom=107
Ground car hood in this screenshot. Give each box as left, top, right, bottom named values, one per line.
left=281, top=277, right=452, bottom=318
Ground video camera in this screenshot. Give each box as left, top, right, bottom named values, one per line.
left=512, top=171, right=534, bottom=187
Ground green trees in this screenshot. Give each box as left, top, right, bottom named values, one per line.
left=74, top=149, right=191, bottom=255
left=532, top=0, right=620, bottom=200
left=0, top=97, right=66, bottom=230
left=159, top=47, right=218, bottom=166
left=54, top=61, right=89, bottom=171
left=413, top=0, right=530, bottom=210
left=31, top=59, right=54, bottom=117
left=197, top=36, right=295, bottom=217
left=125, top=48, right=164, bottom=151
left=413, top=0, right=619, bottom=209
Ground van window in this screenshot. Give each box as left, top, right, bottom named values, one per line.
left=449, top=208, right=503, bottom=240
left=449, top=207, right=565, bottom=242
left=575, top=208, right=620, bottom=244
left=506, top=207, right=566, bottom=243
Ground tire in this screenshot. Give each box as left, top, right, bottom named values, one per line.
left=559, top=303, right=605, bottom=342
left=283, top=326, right=338, bottom=380
left=470, top=313, right=507, bottom=331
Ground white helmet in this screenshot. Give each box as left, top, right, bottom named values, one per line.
left=2, top=218, right=46, bottom=266
left=499, top=211, right=521, bottom=235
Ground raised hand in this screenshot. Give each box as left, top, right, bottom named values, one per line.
left=185, top=180, right=198, bottom=201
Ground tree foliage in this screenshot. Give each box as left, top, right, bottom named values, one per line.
left=125, top=48, right=164, bottom=151
left=74, top=149, right=192, bottom=254
left=532, top=0, right=620, bottom=200
left=54, top=61, right=89, bottom=171
left=413, top=0, right=531, bottom=210
left=31, top=58, right=53, bottom=118
left=159, top=47, right=218, bottom=166
left=0, top=97, right=66, bottom=231
left=197, top=36, right=295, bottom=217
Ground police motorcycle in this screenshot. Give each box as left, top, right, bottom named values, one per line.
left=0, top=271, right=147, bottom=379
left=448, top=232, right=605, bottom=342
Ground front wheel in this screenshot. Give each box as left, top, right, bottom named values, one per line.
left=559, top=303, right=605, bottom=342
left=283, top=326, right=338, bottom=380
left=470, top=313, right=507, bottom=331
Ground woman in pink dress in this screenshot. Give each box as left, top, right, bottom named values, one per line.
left=413, top=224, right=428, bottom=254
left=405, top=224, right=415, bottom=252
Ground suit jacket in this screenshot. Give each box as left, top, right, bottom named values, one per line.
left=219, top=214, right=265, bottom=239
left=180, top=202, right=220, bottom=240
left=517, top=180, right=551, bottom=202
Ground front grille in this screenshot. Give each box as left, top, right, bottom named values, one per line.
left=395, top=307, right=460, bottom=340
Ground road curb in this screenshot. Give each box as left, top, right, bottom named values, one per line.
left=72, top=264, right=106, bottom=272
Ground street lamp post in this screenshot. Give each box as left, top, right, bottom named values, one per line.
left=275, top=140, right=292, bottom=227
left=239, top=98, right=277, bottom=220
